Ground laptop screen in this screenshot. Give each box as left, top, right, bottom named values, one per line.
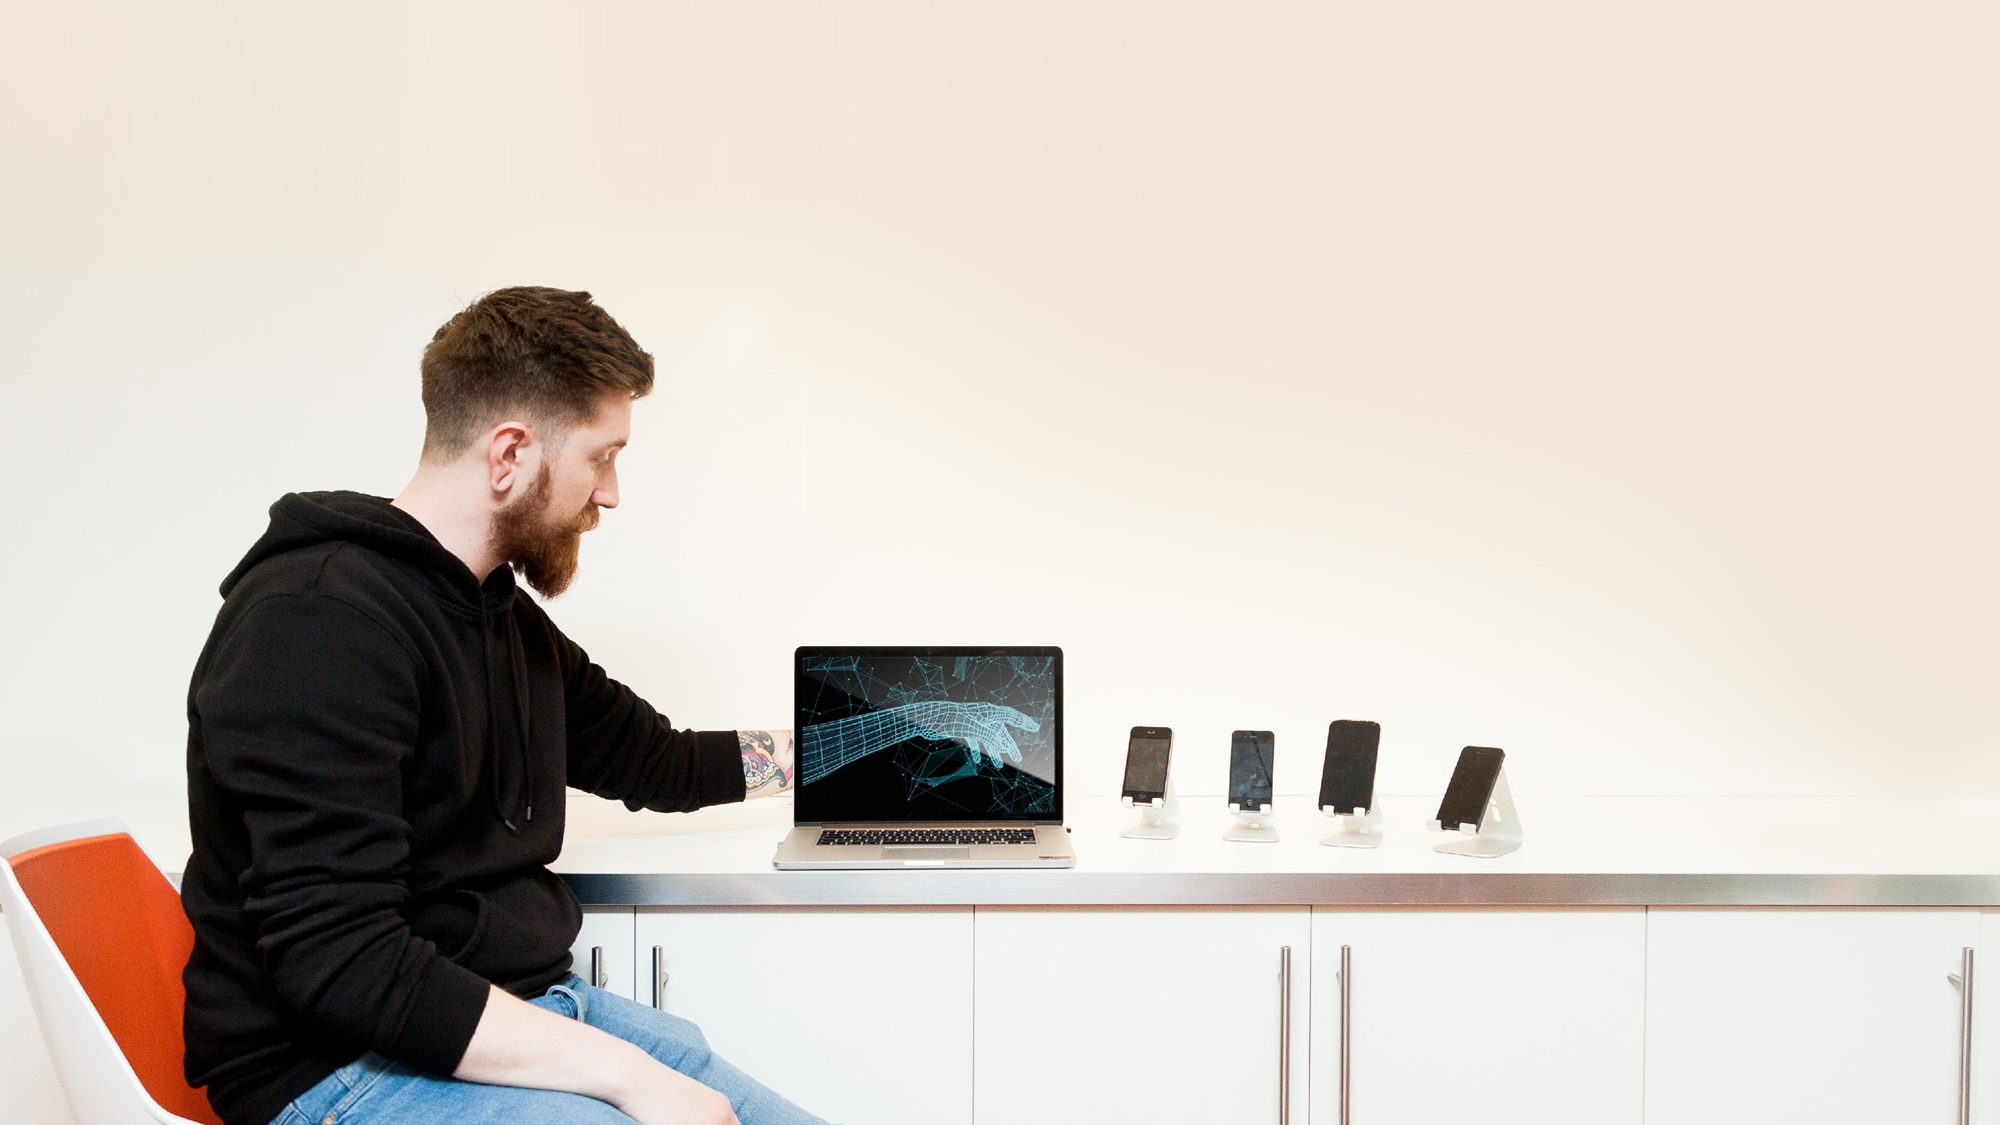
left=793, top=647, right=1062, bottom=823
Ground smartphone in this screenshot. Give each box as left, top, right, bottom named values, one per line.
left=1434, top=746, right=1505, bottom=830
left=1122, top=727, right=1173, bottom=805
left=1227, top=730, right=1275, bottom=813
left=1318, top=720, right=1380, bottom=815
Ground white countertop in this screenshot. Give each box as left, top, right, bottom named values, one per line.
left=551, top=791, right=2000, bottom=907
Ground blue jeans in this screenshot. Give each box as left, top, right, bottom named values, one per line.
left=271, top=974, right=834, bottom=1125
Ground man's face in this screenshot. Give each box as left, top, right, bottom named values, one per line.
left=491, top=392, right=631, bottom=598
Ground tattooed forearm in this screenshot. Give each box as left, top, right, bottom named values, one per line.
left=738, top=729, right=796, bottom=800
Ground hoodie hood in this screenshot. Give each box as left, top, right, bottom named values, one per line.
left=223, top=491, right=538, bottom=832
left=220, top=491, right=479, bottom=599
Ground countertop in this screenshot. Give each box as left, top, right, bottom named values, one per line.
left=552, top=791, right=2000, bottom=907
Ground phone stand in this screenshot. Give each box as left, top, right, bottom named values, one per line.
left=1223, top=802, right=1279, bottom=844
left=1429, top=767, right=1524, bottom=858
left=1119, top=779, right=1182, bottom=840
left=1318, top=803, right=1384, bottom=849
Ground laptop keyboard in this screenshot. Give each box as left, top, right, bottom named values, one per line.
left=817, top=827, right=1040, bottom=847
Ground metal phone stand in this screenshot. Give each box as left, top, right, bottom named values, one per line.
left=1319, top=803, right=1384, bottom=849
left=1430, top=767, right=1524, bottom=858
left=1119, top=779, right=1182, bottom=840
left=1223, top=801, right=1279, bottom=843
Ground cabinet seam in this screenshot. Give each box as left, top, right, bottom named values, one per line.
left=969, top=905, right=977, bottom=1125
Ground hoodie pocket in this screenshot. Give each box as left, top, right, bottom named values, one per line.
left=409, top=889, right=490, bottom=964
left=426, top=873, right=579, bottom=983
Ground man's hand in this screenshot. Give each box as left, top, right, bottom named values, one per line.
left=454, top=985, right=740, bottom=1125
left=611, top=1058, right=739, bottom=1125
left=738, top=730, right=794, bottom=799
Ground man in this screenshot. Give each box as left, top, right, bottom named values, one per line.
left=181, top=288, right=827, bottom=1125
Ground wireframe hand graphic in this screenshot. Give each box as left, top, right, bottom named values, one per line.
left=893, top=701, right=1041, bottom=770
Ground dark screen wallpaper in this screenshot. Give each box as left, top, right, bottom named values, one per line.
left=794, top=650, right=1060, bottom=822
left=1122, top=738, right=1171, bottom=796
left=1228, top=731, right=1274, bottom=805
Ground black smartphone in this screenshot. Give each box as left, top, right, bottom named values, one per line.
left=1318, top=720, right=1380, bottom=815
left=1227, top=730, right=1275, bottom=812
left=1122, top=727, right=1173, bottom=804
left=1434, top=746, right=1505, bottom=830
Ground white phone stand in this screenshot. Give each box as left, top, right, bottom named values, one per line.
left=1319, top=803, right=1383, bottom=849
left=1430, top=767, right=1525, bottom=858
left=1119, top=779, right=1182, bottom=840
left=1223, top=801, right=1279, bottom=843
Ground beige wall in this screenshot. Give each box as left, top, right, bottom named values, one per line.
left=1, top=2, right=1994, bottom=1117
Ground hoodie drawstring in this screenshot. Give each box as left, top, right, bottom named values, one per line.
left=504, top=608, right=535, bottom=827
left=481, top=597, right=535, bottom=833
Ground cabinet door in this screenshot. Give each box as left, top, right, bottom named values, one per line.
left=1646, top=909, right=1978, bottom=1124
left=1309, top=909, right=1644, bottom=1125
left=973, top=907, right=1310, bottom=1125
left=637, top=908, right=973, bottom=1125
left=570, top=906, right=635, bottom=1001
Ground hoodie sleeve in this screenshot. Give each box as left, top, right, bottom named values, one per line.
left=194, top=593, right=492, bottom=1075
left=550, top=623, right=747, bottom=812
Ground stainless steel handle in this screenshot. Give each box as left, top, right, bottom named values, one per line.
left=1954, top=946, right=1974, bottom=1125
left=1339, top=944, right=1352, bottom=1125
left=652, top=945, right=667, bottom=1009
left=589, top=945, right=606, bottom=989
left=1279, top=945, right=1291, bottom=1125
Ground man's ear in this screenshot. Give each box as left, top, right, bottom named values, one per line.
left=485, top=420, right=533, bottom=495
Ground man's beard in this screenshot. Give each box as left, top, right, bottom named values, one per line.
left=490, top=463, right=600, bottom=598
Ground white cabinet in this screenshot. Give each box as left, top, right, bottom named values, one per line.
left=637, top=907, right=974, bottom=1125
left=1645, top=908, right=1978, bottom=1124
left=556, top=902, right=1990, bottom=1125
left=1308, top=908, right=1644, bottom=1125
left=972, top=907, right=1309, bottom=1125
left=571, top=906, right=636, bottom=1001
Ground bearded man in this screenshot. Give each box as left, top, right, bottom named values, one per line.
left=180, top=288, right=824, bottom=1125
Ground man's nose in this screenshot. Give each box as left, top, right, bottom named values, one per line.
left=594, top=473, right=620, bottom=509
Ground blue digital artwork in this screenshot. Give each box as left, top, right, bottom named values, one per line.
left=797, top=653, right=1058, bottom=819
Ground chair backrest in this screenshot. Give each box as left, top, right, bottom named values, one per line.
left=1, top=818, right=221, bottom=1125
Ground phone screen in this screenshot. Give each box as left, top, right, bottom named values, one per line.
left=1434, top=746, right=1505, bottom=829
left=1122, top=728, right=1172, bottom=801
left=1228, top=730, right=1275, bottom=810
left=1318, top=720, right=1380, bottom=814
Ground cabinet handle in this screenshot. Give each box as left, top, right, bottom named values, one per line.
left=1952, top=946, right=1974, bottom=1125
left=589, top=946, right=607, bottom=989
left=1279, top=945, right=1291, bottom=1125
left=1338, top=944, right=1352, bottom=1125
left=653, top=945, right=667, bottom=1009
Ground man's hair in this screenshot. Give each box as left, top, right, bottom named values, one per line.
left=420, top=286, right=654, bottom=457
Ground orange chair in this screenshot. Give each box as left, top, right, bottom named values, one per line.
left=0, top=818, right=222, bottom=1125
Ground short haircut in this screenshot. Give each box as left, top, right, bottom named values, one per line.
left=420, top=287, right=654, bottom=457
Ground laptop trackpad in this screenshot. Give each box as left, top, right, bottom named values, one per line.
left=887, top=847, right=971, bottom=862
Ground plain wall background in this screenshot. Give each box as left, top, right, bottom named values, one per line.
left=2, top=3, right=1994, bottom=1120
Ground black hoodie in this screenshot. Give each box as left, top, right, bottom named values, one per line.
left=180, top=491, right=744, bottom=1125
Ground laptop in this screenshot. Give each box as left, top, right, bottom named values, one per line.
left=772, top=646, right=1076, bottom=869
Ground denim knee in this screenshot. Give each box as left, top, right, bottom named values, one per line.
left=645, top=1007, right=713, bottom=1073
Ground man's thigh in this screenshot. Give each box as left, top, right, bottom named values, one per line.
left=562, top=976, right=715, bottom=1072
left=558, top=975, right=832, bottom=1125
left=275, top=1051, right=638, bottom=1125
